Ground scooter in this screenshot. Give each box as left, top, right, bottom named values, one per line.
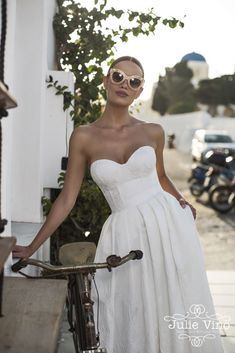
left=208, top=161, right=235, bottom=213
left=167, top=133, right=175, bottom=149
left=188, top=150, right=235, bottom=197
left=188, top=164, right=219, bottom=197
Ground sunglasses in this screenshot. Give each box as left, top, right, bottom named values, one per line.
left=108, top=68, right=144, bottom=90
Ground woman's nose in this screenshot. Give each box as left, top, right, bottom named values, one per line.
left=121, top=79, right=128, bottom=88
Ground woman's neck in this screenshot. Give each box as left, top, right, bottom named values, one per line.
left=99, top=104, right=132, bottom=128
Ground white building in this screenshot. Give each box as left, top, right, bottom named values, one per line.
left=181, top=52, right=209, bottom=86
left=2, top=0, right=74, bottom=271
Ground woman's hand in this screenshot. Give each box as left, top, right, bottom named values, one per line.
left=12, top=244, right=33, bottom=260
left=178, top=198, right=197, bottom=219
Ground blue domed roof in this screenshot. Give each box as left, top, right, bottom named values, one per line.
left=181, top=52, right=206, bottom=62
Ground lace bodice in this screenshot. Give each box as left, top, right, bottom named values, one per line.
left=90, top=145, right=163, bottom=212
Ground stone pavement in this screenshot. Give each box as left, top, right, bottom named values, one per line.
left=207, top=271, right=235, bottom=353
left=58, top=271, right=235, bottom=353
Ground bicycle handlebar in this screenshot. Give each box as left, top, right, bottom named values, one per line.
left=11, top=250, right=143, bottom=275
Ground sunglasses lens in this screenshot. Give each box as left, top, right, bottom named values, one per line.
left=112, top=71, right=124, bottom=83
left=130, top=78, right=142, bottom=89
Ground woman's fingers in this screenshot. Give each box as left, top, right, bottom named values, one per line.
left=178, top=198, right=187, bottom=208
left=12, top=245, right=30, bottom=259
left=178, top=198, right=197, bottom=219
left=12, top=250, right=24, bottom=258
left=12, top=245, right=23, bottom=251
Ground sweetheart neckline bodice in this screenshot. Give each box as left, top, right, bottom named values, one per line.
left=90, top=145, right=155, bottom=171
left=89, top=144, right=160, bottom=212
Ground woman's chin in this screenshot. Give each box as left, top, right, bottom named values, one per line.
left=108, top=96, right=133, bottom=108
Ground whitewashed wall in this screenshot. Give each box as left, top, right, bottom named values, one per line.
left=1, top=0, right=17, bottom=238
left=2, top=0, right=74, bottom=272
left=206, top=118, right=235, bottom=140
left=11, top=0, right=54, bottom=222
left=135, top=99, right=235, bottom=152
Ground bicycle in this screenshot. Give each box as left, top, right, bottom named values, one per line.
left=12, top=242, right=143, bottom=353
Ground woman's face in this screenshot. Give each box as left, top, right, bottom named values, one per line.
left=103, top=60, right=144, bottom=107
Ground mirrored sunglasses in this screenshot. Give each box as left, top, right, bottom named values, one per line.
left=109, top=68, right=144, bottom=90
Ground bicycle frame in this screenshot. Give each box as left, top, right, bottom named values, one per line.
left=12, top=250, right=143, bottom=353
left=67, top=271, right=105, bottom=353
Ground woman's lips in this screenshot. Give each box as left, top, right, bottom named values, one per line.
left=115, top=90, right=128, bottom=97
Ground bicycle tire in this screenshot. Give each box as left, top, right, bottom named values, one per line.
left=189, top=179, right=204, bottom=197
left=74, top=274, right=87, bottom=351
left=66, top=274, right=85, bottom=353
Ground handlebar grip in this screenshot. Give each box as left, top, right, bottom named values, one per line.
left=130, top=250, right=143, bottom=260
left=11, top=260, right=27, bottom=272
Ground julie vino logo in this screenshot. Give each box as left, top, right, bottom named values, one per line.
left=164, top=304, right=230, bottom=347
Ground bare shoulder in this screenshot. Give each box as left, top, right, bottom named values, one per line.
left=142, top=122, right=165, bottom=144
left=72, top=124, right=91, bottom=137
left=69, top=124, right=93, bottom=151
left=146, top=122, right=164, bottom=134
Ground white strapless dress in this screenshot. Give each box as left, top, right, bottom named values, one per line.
left=90, top=145, right=225, bottom=353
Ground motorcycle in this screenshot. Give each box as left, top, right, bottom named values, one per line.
left=188, top=164, right=215, bottom=197
left=209, top=179, right=235, bottom=213
left=167, top=133, right=175, bottom=149
left=208, top=155, right=235, bottom=213
left=188, top=150, right=235, bottom=197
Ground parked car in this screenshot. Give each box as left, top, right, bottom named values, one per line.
left=191, top=129, right=235, bottom=161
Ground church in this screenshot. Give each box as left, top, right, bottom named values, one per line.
left=181, top=51, right=209, bottom=86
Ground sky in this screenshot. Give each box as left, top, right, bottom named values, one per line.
left=80, top=0, right=235, bottom=100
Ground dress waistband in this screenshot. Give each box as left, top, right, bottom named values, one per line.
left=100, top=173, right=163, bottom=212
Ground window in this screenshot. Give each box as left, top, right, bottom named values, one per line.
left=204, top=134, right=233, bottom=143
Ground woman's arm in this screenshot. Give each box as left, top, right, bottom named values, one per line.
left=154, top=125, right=196, bottom=219
left=12, top=127, right=88, bottom=259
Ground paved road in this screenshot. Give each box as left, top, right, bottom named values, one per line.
left=164, top=148, right=235, bottom=271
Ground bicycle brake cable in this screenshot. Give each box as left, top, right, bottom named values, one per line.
left=17, top=270, right=66, bottom=279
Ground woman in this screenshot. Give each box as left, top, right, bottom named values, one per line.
left=13, top=56, right=224, bottom=353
